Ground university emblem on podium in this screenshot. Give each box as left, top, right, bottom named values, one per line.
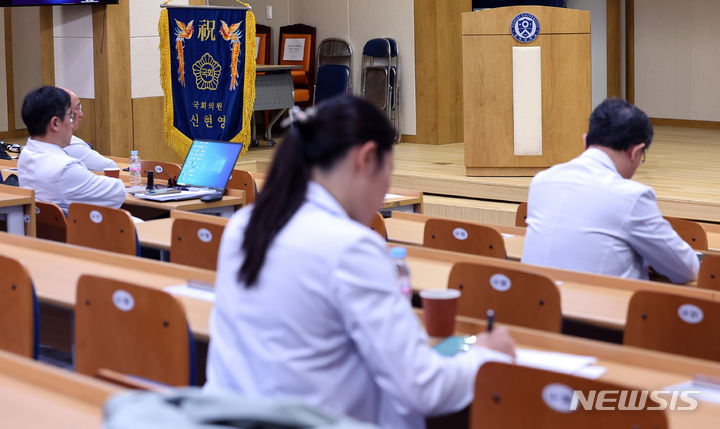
left=511, top=13, right=540, bottom=43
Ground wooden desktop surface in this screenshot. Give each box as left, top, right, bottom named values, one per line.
left=0, top=349, right=121, bottom=428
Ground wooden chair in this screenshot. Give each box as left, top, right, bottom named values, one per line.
left=74, top=274, right=195, bottom=386
left=279, top=23, right=316, bottom=105
left=35, top=201, right=67, bottom=243
left=369, top=212, right=387, bottom=240
left=170, top=218, right=225, bottom=270
left=697, top=253, right=720, bottom=291
left=665, top=217, right=708, bottom=251
left=67, top=203, right=138, bottom=256
left=226, top=169, right=257, bottom=204
left=448, top=262, right=561, bottom=332
left=0, top=255, right=37, bottom=358
left=515, top=201, right=528, bottom=227
left=624, top=290, right=720, bottom=362
left=472, top=362, right=668, bottom=429
left=140, top=160, right=181, bottom=181
left=423, top=218, right=506, bottom=259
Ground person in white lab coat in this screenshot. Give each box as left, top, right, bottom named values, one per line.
left=61, top=88, right=118, bottom=172
left=522, top=98, right=698, bottom=283
left=205, top=96, right=515, bottom=429
left=18, top=86, right=125, bottom=213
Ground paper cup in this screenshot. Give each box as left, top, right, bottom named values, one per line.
left=104, top=168, right=120, bottom=178
left=420, top=289, right=461, bottom=338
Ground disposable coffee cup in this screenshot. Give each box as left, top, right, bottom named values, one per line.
left=104, top=168, right=120, bottom=178
left=420, top=289, right=461, bottom=338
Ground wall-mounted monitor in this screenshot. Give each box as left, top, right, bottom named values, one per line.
left=0, top=0, right=119, bottom=6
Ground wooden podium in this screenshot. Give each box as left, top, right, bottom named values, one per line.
left=462, top=6, right=591, bottom=176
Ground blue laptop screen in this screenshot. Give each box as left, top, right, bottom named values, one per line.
left=177, top=140, right=243, bottom=189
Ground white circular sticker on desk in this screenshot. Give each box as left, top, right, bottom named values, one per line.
left=24, top=214, right=30, bottom=223
left=489, top=273, right=511, bottom=292
left=452, top=227, right=468, bottom=240
left=197, top=228, right=213, bottom=243
left=112, top=289, right=135, bottom=312
left=542, top=383, right=575, bottom=414
left=35, top=206, right=40, bottom=214
left=154, top=165, right=164, bottom=174
left=678, top=303, right=703, bottom=324
left=89, top=210, right=103, bottom=224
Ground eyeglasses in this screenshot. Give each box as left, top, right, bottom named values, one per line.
left=59, top=109, right=75, bottom=124
left=77, top=103, right=83, bottom=113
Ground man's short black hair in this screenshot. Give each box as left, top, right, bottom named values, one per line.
left=585, top=98, right=653, bottom=151
left=21, top=86, right=71, bottom=137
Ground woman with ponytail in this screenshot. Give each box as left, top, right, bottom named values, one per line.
left=205, top=96, right=515, bottom=428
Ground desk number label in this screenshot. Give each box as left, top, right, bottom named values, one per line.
left=24, top=214, right=30, bottom=223
left=89, top=210, right=103, bottom=224
left=542, top=383, right=575, bottom=414
left=490, top=273, right=511, bottom=292
left=197, top=228, right=213, bottom=243
left=35, top=207, right=40, bottom=214
left=452, top=227, right=468, bottom=240
left=678, top=304, right=703, bottom=324
left=112, top=290, right=135, bottom=312
left=154, top=165, right=164, bottom=174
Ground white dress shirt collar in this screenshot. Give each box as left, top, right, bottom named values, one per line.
left=582, top=147, right=619, bottom=175
left=306, top=181, right=349, bottom=220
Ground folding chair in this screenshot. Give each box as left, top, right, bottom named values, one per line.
left=472, top=362, right=667, bottom=428
left=279, top=23, right=316, bottom=105
left=515, top=201, right=528, bottom=227
left=423, top=218, right=506, bottom=259
left=448, top=262, right=561, bottom=332
left=170, top=218, right=225, bottom=270
left=697, top=253, right=720, bottom=291
left=75, top=275, right=196, bottom=386
left=0, top=255, right=38, bottom=358
left=665, top=217, right=708, bottom=251
left=624, top=290, right=720, bottom=362
left=314, top=38, right=352, bottom=104
left=369, top=212, right=387, bottom=240
left=226, top=169, right=257, bottom=204
left=140, top=161, right=181, bottom=182
left=67, top=203, right=139, bottom=256
left=35, top=201, right=67, bottom=243
left=361, top=38, right=400, bottom=140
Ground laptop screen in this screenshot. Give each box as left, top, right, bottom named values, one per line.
left=176, top=140, right=243, bottom=189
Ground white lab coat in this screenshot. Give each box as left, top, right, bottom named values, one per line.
left=63, top=135, right=118, bottom=172
left=18, top=138, right=126, bottom=213
left=205, top=181, right=511, bottom=429
left=522, top=148, right=699, bottom=283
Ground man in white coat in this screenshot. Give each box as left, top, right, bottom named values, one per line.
left=61, top=88, right=118, bottom=172
left=18, top=86, right=126, bottom=213
left=522, top=98, right=698, bottom=284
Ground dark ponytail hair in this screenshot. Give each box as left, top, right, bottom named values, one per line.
left=239, top=95, right=396, bottom=286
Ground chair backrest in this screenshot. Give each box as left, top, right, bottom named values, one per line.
left=35, top=201, right=67, bottom=243
left=75, top=275, right=195, bottom=386
left=226, top=169, right=257, bottom=204
left=279, top=23, right=316, bottom=79
left=170, top=218, right=225, bottom=270
left=140, top=161, right=181, bottom=181
left=317, top=37, right=353, bottom=70
left=255, top=24, right=271, bottom=65
left=0, top=255, right=37, bottom=358
left=423, top=218, right=506, bottom=259
left=368, top=212, right=387, bottom=240
left=448, top=262, right=561, bottom=332
left=472, top=362, right=668, bottom=429
left=665, top=217, right=708, bottom=251
left=67, top=203, right=138, bottom=256
left=624, top=290, right=720, bottom=362
left=515, top=201, right=528, bottom=227
left=697, top=253, right=720, bottom=291
left=314, top=64, right=350, bottom=104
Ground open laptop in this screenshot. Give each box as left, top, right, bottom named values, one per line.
left=134, top=139, right=243, bottom=202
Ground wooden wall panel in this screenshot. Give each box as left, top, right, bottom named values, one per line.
left=39, top=7, right=54, bottom=87
left=606, top=0, right=621, bottom=98
left=132, top=97, right=183, bottom=164
left=75, top=98, right=95, bottom=148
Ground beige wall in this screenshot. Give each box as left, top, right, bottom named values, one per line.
left=635, top=0, right=720, bottom=121
left=53, top=5, right=94, bottom=98
left=12, top=6, right=42, bottom=130
left=0, top=9, right=8, bottom=132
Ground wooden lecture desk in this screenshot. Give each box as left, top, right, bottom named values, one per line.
left=0, top=349, right=122, bottom=428
left=124, top=188, right=244, bottom=218
left=0, top=183, right=35, bottom=236
left=401, top=245, right=720, bottom=331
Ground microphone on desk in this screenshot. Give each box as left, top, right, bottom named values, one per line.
left=146, top=171, right=154, bottom=191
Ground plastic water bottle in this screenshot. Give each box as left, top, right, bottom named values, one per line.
left=129, top=150, right=141, bottom=187
left=390, top=247, right=412, bottom=299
